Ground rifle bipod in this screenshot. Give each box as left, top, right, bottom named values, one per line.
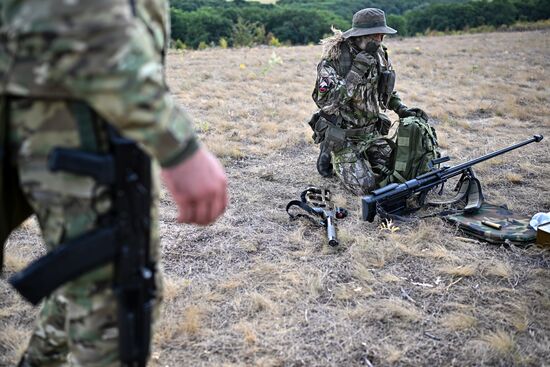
left=286, top=187, right=348, bottom=247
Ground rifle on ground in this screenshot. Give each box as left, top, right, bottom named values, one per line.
left=287, top=187, right=348, bottom=246
left=9, top=126, right=155, bottom=367
left=362, top=135, right=544, bottom=222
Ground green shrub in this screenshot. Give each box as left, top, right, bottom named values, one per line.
left=173, top=39, right=187, bottom=50
left=170, top=0, right=550, bottom=48
left=232, top=17, right=266, bottom=47
left=219, top=37, right=229, bottom=48
left=387, top=14, right=408, bottom=36
left=267, top=32, right=281, bottom=47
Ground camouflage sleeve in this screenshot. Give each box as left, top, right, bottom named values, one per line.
left=84, top=77, right=199, bottom=168
left=1, top=0, right=198, bottom=168
left=82, top=0, right=198, bottom=168
left=312, top=60, right=354, bottom=115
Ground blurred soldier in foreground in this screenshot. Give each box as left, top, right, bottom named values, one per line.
left=309, top=8, right=429, bottom=195
left=0, top=0, right=227, bottom=365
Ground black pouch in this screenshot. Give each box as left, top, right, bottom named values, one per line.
left=378, top=69, right=396, bottom=109
left=307, top=111, right=320, bottom=131
left=309, top=111, right=335, bottom=144
left=324, top=125, right=348, bottom=151
left=1, top=97, right=33, bottom=274
left=307, top=111, right=322, bottom=143
left=376, top=114, right=392, bottom=136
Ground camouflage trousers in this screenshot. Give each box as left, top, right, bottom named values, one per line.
left=4, top=98, right=163, bottom=366
left=331, top=135, right=394, bottom=196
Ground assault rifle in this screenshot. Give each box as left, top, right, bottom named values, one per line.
left=287, top=187, right=348, bottom=246
left=362, top=135, right=544, bottom=222
left=9, top=126, right=155, bottom=367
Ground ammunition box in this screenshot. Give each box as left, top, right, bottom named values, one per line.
left=536, top=222, right=550, bottom=247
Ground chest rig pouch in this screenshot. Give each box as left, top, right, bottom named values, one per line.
left=378, top=69, right=396, bottom=109
left=377, top=48, right=396, bottom=110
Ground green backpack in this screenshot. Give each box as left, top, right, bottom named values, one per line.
left=390, top=116, right=439, bottom=183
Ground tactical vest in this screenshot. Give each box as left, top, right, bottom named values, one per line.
left=330, top=42, right=395, bottom=119
left=0, top=97, right=33, bottom=273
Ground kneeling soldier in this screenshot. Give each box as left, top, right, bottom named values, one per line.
left=310, top=8, right=428, bottom=195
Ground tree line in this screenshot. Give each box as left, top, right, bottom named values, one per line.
left=170, top=0, right=550, bottom=49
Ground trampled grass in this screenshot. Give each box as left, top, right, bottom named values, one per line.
left=1, top=30, right=549, bottom=366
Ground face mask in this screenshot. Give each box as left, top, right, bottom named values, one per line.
left=354, top=37, right=381, bottom=54
left=364, top=39, right=381, bottom=53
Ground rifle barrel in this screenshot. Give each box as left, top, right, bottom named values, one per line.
left=441, top=135, right=543, bottom=179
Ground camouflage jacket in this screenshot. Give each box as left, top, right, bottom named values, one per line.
left=312, top=40, right=402, bottom=129
left=0, top=0, right=197, bottom=167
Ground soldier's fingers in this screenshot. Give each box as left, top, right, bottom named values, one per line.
left=193, top=200, right=212, bottom=226
left=177, top=200, right=195, bottom=224
left=210, top=188, right=228, bottom=223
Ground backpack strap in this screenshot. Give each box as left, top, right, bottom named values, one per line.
left=386, top=170, right=407, bottom=184
left=423, top=118, right=438, bottom=157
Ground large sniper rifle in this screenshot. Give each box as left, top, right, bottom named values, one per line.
left=362, top=135, right=544, bottom=222
left=9, top=126, right=155, bottom=367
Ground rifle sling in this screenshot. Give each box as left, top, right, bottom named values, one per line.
left=286, top=200, right=325, bottom=227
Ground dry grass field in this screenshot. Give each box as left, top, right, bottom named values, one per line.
left=2, top=30, right=550, bottom=366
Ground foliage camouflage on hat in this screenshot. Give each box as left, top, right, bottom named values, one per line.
left=342, top=8, right=397, bottom=39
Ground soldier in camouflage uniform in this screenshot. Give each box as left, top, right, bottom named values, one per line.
left=310, top=8, right=428, bottom=195
left=0, top=0, right=228, bottom=365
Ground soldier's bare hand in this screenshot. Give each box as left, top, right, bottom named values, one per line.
left=161, top=146, right=228, bottom=225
